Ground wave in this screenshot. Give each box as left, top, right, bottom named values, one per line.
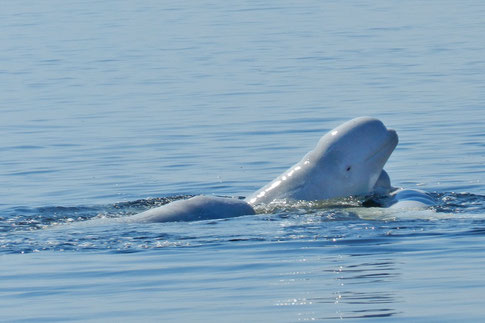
left=1, top=192, right=485, bottom=254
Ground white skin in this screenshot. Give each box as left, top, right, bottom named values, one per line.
left=246, top=117, right=398, bottom=205
left=127, top=195, right=255, bottom=223
left=129, top=117, right=399, bottom=222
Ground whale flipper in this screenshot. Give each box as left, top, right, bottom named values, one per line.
left=373, top=170, right=392, bottom=195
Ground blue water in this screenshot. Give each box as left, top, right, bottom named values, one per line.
left=1, top=0, right=485, bottom=321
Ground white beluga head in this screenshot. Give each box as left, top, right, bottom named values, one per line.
left=246, top=117, right=398, bottom=205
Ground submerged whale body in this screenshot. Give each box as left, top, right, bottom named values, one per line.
left=388, top=189, right=436, bottom=209
left=130, top=117, right=401, bottom=223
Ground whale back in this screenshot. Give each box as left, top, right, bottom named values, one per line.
left=128, top=195, right=255, bottom=222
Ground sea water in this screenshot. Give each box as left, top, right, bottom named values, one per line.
left=1, top=0, right=485, bottom=321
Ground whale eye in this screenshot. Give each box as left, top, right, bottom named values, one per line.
left=346, top=166, right=351, bottom=172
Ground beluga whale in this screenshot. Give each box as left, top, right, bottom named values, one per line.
left=246, top=117, right=398, bottom=205
left=127, top=117, right=400, bottom=223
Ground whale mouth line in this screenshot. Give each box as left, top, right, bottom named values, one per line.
left=364, top=131, right=397, bottom=162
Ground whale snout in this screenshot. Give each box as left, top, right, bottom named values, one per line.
left=387, top=128, right=399, bottom=147
left=388, top=128, right=398, bottom=140
left=364, top=128, right=398, bottom=164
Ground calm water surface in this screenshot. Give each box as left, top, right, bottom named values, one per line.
left=1, top=1, right=485, bottom=322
